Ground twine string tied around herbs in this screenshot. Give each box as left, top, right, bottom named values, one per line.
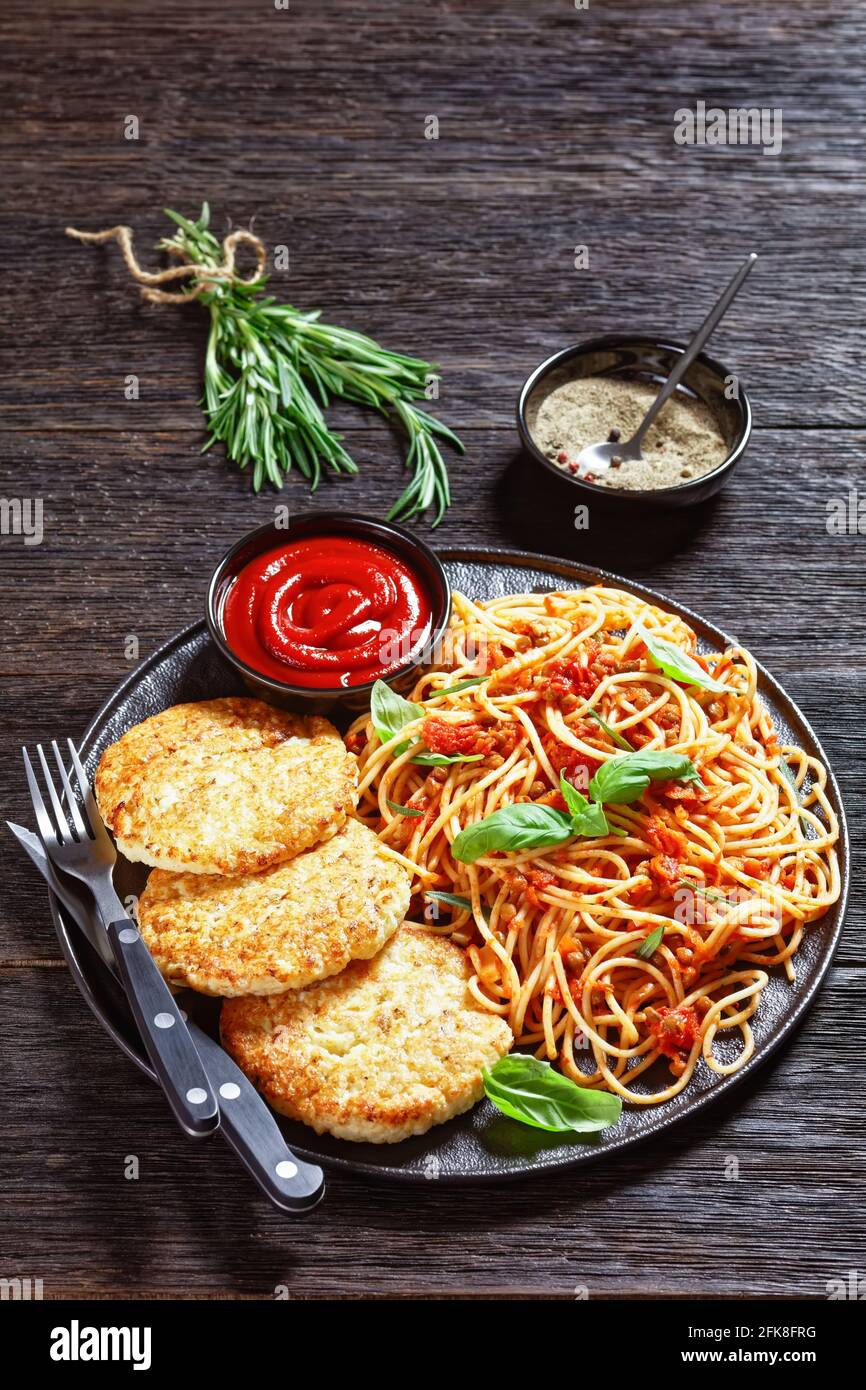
left=64, top=222, right=267, bottom=304
left=63, top=201, right=462, bottom=523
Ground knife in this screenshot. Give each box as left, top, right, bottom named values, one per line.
left=8, top=822, right=325, bottom=1215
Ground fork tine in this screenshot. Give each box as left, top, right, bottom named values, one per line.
left=37, top=743, right=73, bottom=843
left=51, top=740, right=89, bottom=839
left=67, top=740, right=100, bottom=836
left=23, top=746, right=62, bottom=846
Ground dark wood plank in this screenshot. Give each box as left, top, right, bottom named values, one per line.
left=1, top=427, right=865, bottom=669
left=1, top=1, right=865, bottom=428
left=1, top=964, right=863, bottom=1299
left=1, top=0, right=863, bottom=1300
left=2, top=187, right=864, bottom=429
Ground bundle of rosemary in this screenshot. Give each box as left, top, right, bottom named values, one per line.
left=66, top=204, right=463, bottom=525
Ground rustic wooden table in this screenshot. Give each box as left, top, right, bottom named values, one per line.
left=1, top=0, right=863, bottom=1300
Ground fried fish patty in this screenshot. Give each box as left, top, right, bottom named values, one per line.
left=95, top=697, right=357, bottom=875
left=137, top=819, right=411, bottom=996
left=220, top=926, right=514, bottom=1143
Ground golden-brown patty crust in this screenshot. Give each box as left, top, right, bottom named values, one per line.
left=220, top=926, right=513, bottom=1142
left=95, top=697, right=357, bottom=875
left=138, top=819, right=410, bottom=995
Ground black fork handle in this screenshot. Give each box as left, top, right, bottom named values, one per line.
left=108, top=920, right=219, bottom=1139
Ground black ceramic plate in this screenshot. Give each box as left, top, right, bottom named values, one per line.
left=49, top=549, right=849, bottom=1183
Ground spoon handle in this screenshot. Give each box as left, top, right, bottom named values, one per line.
left=634, top=253, right=757, bottom=444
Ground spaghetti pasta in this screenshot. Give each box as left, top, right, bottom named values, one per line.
left=347, top=586, right=841, bottom=1106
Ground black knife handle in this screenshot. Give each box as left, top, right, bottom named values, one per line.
left=190, top=1022, right=324, bottom=1213
left=108, top=920, right=219, bottom=1139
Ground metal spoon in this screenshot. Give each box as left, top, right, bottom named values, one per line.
left=574, top=253, right=757, bottom=479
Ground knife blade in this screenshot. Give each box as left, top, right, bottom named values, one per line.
left=8, top=821, right=325, bottom=1215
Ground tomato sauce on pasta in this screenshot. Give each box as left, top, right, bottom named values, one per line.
left=347, top=586, right=841, bottom=1105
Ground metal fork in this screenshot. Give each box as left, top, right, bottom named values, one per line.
left=23, top=739, right=220, bottom=1139
left=8, top=821, right=324, bottom=1213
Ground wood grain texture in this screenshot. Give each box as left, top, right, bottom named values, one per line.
left=1, top=965, right=863, bottom=1300
left=0, top=0, right=863, bottom=1300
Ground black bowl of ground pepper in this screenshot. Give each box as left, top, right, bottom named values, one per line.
left=516, top=335, right=752, bottom=513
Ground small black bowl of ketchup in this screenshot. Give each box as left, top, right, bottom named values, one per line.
left=206, top=511, right=452, bottom=714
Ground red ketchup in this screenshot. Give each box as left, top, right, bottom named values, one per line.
left=221, top=534, right=434, bottom=689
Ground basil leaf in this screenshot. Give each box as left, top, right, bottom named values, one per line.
left=411, top=750, right=484, bottom=767
left=574, top=802, right=612, bottom=837
left=778, top=756, right=798, bottom=797
left=559, top=773, right=611, bottom=837
left=452, top=803, right=572, bottom=864
left=589, top=749, right=702, bottom=805
left=678, top=877, right=734, bottom=904
left=778, top=757, right=809, bottom=831
left=386, top=799, right=424, bottom=817
left=635, top=925, right=664, bottom=960
left=638, top=624, right=728, bottom=693
left=443, top=676, right=488, bottom=694
left=370, top=680, right=422, bottom=745
left=426, top=890, right=473, bottom=911
left=483, top=1055, right=622, bottom=1134
left=371, top=683, right=486, bottom=766
left=558, top=771, right=589, bottom=819
left=586, top=707, right=633, bottom=752
left=426, top=889, right=492, bottom=925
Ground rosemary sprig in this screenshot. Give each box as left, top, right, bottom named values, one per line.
left=160, top=204, right=463, bottom=524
